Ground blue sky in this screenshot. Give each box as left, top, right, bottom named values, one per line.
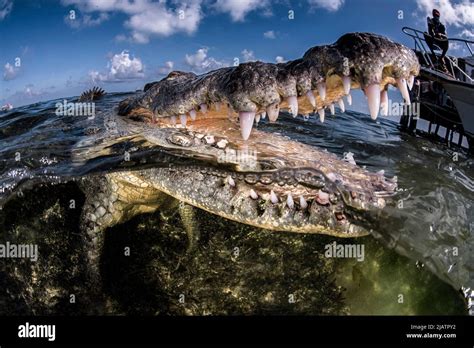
left=1, top=0, right=473, bottom=109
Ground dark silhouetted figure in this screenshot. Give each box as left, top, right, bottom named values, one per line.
left=424, top=9, right=449, bottom=72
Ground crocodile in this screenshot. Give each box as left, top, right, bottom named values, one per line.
left=1, top=33, right=420, bottom=291
left=68, top=32, right=420, bottom=287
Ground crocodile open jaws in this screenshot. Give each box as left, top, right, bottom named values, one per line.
left=78, top=32, right=419, bottom=288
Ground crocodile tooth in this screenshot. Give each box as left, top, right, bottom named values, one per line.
left=342, top=76, right=351, bottom=95
left=317, top=82, right=326, bottom=101
left=380, top=90, right=388, bottom=116
left=266, top=102, right=280, bottom=122
left=189, top=109, right=197, bottom=121
left=329, top=103, right=335, bottom=115
left=397, top=78, right=410, bottom=104
left=286, top=193, right=294, bottom=209
left=170, top=116, right=177, bottom=125
left=228, top=104, right=234, bottom=119
left=287, top=96, right=298, bottom=117
left=306, top=90, right=316, bottom=108
left=261, top=111, right=267, bottom=119
left=316, top=190, right=330, bottom=205
left=239, top=111, right=255, bottom=140
left=365, top=84, right=380, bottom=120
left=204, top=135, right=215, bottom=144
left=227, top=176, right=235, bottom=187
left=255, top=113, right=261, bottom=124
left=200, top=104, right=207, bottom=113
left=179, top=114, right=187, bottom=126
left=338, top=99, right=345, bottom=113
left=249, top=189, right=258, bottom=199
left=318, top=108, right=325, bottom=123
left=407, top=75, right=415, bottom=90
left=270, top=190, right=279, bottom=204
left=216, top=139, right=228, bottom=148
left=346, top=93, right=352, bottom=105
left=299, top=195, right=308, bottom=209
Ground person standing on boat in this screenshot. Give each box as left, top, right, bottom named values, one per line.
left=425, top=9, right=449, bottom=72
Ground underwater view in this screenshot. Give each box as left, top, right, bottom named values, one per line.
left=0, top=0, right=473, bottom=345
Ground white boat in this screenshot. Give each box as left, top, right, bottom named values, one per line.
left=402, top=27, right=474, bottom=151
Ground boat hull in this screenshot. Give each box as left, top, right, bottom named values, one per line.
left=442, top=82, right=474, bottom=137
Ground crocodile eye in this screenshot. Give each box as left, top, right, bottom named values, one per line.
left=167, top=132, right=195, bottom=147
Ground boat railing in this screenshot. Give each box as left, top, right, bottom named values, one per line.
left=402, top=26, right=474, bottom=83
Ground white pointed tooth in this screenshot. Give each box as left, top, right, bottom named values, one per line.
left=286, top=96, right=298, bottom=117
left=179, top=114, right=187, bottom=126
left=346, top=93, right=352, bottom=105
left=380, top=90, right=388, bottom=116
left=227, top=176, right=235, bottom=187
left=239, top=111, right=255, bottom=140
left=407, top=75, right=415, bottom=90
left=342, top=76, right=351, bottom=95
left=299, top=196, right=308, bottom=209
left=261, top=111, right=267, bottom=119
left=286, top=193, right=294, bottom=209
left=199, top=104, right=207, bottom=113
left=365, top=84, right=381, bottom=120
left=317, top=82, right=326, bottom=101
left=306, top=90, right=316, bottom=108
left=266, top=103, right=280, bottom=122
left=215, top=102, right=221, bottom=111
left=397, top=78, right=411, bottom=104
left=318, top=108, right=325, bottom=123
left=227, top=104, right=234, bottom=119
left=338, top=99, right=345, bottom=113
left=270, top=190, right=279, bottom=204
left=255, top=113, right=261, bottom=124
left=189, top=109, right=197, bottom=121
left=249, top=189, right=258, bottom=200
left=170, top=115, right=177, bottom=125
left=329, top=104, right=335, bottom=115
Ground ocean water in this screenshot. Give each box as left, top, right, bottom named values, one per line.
left=0, top=92, right=472, bottom=315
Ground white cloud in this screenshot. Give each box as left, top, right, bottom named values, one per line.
left=308, top=0, right=344, bottom=12
left=115, top=34, right=127, bottom=42
left=158, top=61, right=174, bottom=75
left=62, top=0, right=203, bottom=43
left=460, top=29, right=474, bottom=38
left=263, top=30, right=276, bottom=39
left=415, top=0, right=474, bottom=27
left=213, top=0, right=270, bottom=21
left=1, top=84, right=52, bottom=108
left=185, top=48, right=227, bottom=73
left=275, top=56, right=286, bottom=63
left=241, top=49, right=255, bottom=62
left=24, top=84, right=41, bottom=97
left=89, top=51, right=145, bottom=83
left=65, top=12, right=109, bottom=28
left=3, top=62, right=19, bottom=81
left=450, top=41, right=462, bottom=50
left=0, top=0, right=12, bottom=20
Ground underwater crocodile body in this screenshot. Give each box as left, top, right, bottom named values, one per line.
left=69, top=33, right=420, bottom=286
